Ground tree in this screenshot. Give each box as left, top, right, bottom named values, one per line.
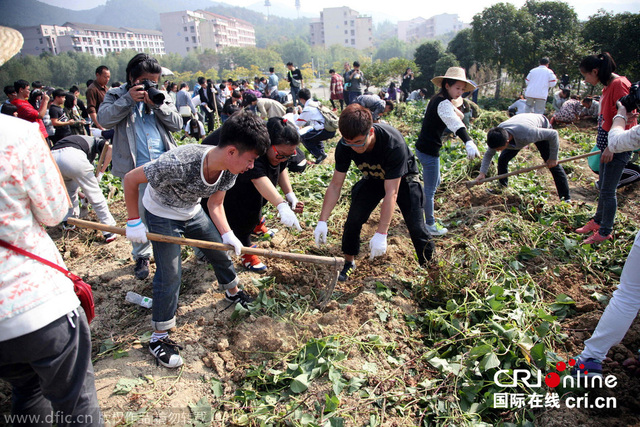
left=374, top=38, right=409, bottom=62
left=582, top=11, right=640, bottom=78
left=520, top=1, right=579, bottom=76
left=447, top=28, right=476, bottom=72
left=414, top=40, right=444, bottom=97
left=273, top=38, right=312, bottom=69
left=472, top=3, right=530, bottom=98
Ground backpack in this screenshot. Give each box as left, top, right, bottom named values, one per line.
left=318, top=104, right=339, bottom=132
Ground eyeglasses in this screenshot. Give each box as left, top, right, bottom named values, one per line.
left=272, top=145, right=295, bottom=160
left=339, top=130, right=371, bottom=148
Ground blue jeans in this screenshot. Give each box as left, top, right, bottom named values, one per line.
left=146, top=209, right=239, bottom=331
left=301, top=128, right=336, bottom=159
left=132, top=183, right=153, bottom=261
left=348, top=91, right=361, bottom=105
left=290, top=86, right=300, bottom=107
left=415, top=149, right=440, bottom=226
left=594, top=150, right=632, bottom=236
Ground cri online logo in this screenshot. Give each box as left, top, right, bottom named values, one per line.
left=494, top=358, right=616, bottom=389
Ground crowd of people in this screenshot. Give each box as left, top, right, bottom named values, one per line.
left=1, top=37, right=639, bottom=425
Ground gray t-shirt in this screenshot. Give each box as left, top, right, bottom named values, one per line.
left=143, top=144, right=237, bottom=220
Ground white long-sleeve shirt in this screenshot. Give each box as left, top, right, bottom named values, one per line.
left=525, top=65, right=557, bottom=100
left=609, top=124, right=640, bottom=153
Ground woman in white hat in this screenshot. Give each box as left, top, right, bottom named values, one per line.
left=414, top=67, right=480, bottom=236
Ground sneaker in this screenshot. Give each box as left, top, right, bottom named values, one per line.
left=426, top=223, right=448, bottom=236
left=241, top=253, right=267, bottom=272
left=224, top=289, right=254, bottom=309
left=315, top=153, right=327, bottom=164
left=134, top=257, right=150, bottom=280
left=104, top=232, right=117, bottom=243
left=252, top=217, right=268, bottom=236
left=582, top=231, right=612, bottom=245
left=576, top=219, right=600, bottom=234
left=338, top=261, right=355, bottom=282
left=149, top=337, right=183, bottom=368
left=570, top=358, right=603, bottom=378
left=62, top=221, right=76, bottom=231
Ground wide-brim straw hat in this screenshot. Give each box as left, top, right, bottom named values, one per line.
left=431, top=67, right=476, bottom=93
left=0, top=26, right=23, bottom=66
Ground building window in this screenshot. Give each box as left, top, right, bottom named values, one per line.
left=186, top=47, right=190, bottom=51
left=184, top=27, right=187, bottom=32
left=344, top=30, right=348, bottom=34
left=345, top=39, right=348, bottom=43
left=192, top=36, right=196, bottom=43
left=351, top=39, right=355, bottom=45
left=39, top=38, right=43, bottom=44
left=190, top=26, right=195, bottom=32
left=351, top=30, right=355, bottom=36
left=344, top=21, right=347, bottom=25
left=351, top=21, right=354, bottom=26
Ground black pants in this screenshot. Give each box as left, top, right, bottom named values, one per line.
left=497, top=141, right=571, bottom=200
left=330, top=99, right=344, bottom=110
left=342, top=178, right=434, bottom=266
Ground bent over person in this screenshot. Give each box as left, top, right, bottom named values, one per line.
left=314, top=104, right=434, bottom=281
left=123, top=111, right=270, bottom=368
left=475, top=113, right=571, bottom=202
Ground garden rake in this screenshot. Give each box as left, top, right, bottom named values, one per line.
left=66, top=218, right=343, bottom=308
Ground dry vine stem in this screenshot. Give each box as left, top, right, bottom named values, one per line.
left=67, top=218, right=343, bottom=308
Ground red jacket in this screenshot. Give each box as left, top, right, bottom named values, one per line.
left=11, top=99, right=47, bottom=139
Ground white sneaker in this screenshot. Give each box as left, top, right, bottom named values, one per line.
left=426, top=222, right=448, bottom=236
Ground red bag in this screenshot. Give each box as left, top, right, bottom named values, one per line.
left=0, top=239, right=95, bottom=323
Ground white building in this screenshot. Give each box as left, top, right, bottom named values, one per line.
left=397, top=14, right=468, bottom=42
left=160, top=10, right=256, bottom=56
left=309, top=7, right=372, bottom=50
left=18, top=23, right=165, bottom=57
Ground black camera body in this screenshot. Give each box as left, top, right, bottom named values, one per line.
left=619, top=81, right=639, bottom=112
left=136, top=79, right=165, bottom=105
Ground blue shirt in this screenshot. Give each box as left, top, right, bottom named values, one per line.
left=134, top=103, right=165, bottom=167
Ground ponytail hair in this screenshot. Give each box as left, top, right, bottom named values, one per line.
left=267, top=116, right=300, bottom=147
left=579, top=52, right=617, bottom=86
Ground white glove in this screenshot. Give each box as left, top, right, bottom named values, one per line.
left=221, top=231, right=243, bottom=256
left=465, top=141, right=480, bottom=160
left=314, top=221, right=328, bottom=246
left=277, top=202, right=301, bottom=231
left=285, top=192, right=299, bottom=210
left=369, top=233, right=387, bottom=260
left=126, top=218, right=148, bottom=244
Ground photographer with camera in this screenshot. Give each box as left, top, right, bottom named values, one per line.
left=11, top=79, right=49, bottom=140
left=98, top=53, right=182, bottom=280
left=575, top=53, right=637, bottom=245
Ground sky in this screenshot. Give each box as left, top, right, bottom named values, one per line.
left=39, top=0, right=638, bottom=23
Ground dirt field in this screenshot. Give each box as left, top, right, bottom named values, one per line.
left=2, top=126, right=640, bottom=426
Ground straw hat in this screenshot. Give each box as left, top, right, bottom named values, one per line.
left=0, top=26, right=23, bottom=66
left=431, top=67, right=476, bottom=93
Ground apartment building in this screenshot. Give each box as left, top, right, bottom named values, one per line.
left=160, top=10, right=256, bottom=56
left=18, top=23, right=165, bottom=57
left=397, top=14, right=468, bottom=42
left=309, top=7, right=372, bottom=50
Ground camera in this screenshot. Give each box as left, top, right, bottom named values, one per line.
left=135, top=79, right=165, bottom=105
left=619, top=82, right=639, bottom=112
left=31, top=89, right=42, bottom=97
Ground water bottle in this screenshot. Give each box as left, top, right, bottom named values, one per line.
left=125, top=291, right=152, bottom=308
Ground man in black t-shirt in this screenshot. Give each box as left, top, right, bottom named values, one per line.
left=314, top=104, right=434, bottom=281
left=286, top=62, right=304, bottom=107
left=49, top=89, right=73, bottom=144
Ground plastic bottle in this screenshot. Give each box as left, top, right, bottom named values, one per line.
left=125, top=291, right=152, bottom=308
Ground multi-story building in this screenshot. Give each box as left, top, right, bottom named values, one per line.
left=160, top=10, right=256, bottom=56
left=17, top=23, right=165, bottom=57
left=397, top=14, right=468, bottom=42
left=309, top=7, right=372, bottom=50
